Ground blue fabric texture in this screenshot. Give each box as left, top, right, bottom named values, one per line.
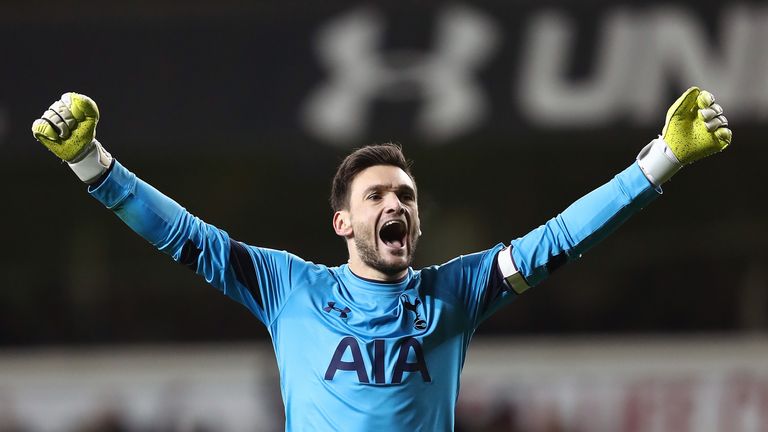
left=511, top=162, right=658, bottom=287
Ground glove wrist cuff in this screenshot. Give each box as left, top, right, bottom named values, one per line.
left=637, top=137, right=682, bottom=187
left=68, top=139, right=113, bottom=184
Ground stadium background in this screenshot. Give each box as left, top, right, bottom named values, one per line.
left=0, top=1, right=766, bottom=430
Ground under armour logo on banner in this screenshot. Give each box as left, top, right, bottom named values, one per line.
left=303, top=5, right=498, bottom=145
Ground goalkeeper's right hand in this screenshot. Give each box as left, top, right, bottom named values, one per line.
left=32, top=92, right=112, bottom=183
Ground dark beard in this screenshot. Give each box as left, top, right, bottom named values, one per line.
left=354, top=230, right=418, bottom=276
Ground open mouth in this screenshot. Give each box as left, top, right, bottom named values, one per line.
left=379, top=220, right=407, bottom=249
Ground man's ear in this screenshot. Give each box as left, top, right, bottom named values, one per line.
left=333, top=210, right=353, bottom=237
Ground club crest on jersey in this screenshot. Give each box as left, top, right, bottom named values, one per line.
left=323, top=301, right=351, bottom=319
left=401, top=294, right=427, bottom=330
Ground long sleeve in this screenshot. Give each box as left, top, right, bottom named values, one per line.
left=88, top=160, right=231, bottom=284
left=86, top=160, right=309, bottom=325
left=510, top=161, right=660, bottom=288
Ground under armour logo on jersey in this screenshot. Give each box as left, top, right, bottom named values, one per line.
left=323, top=302, right=351, bottom=319
left=401, top=294, right=427, bottom=330
left=303, top=5, right=498, bottom=145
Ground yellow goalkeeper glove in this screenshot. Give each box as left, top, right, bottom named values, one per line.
left=32, top=92, right=112, bottom=183
left=32, top=92, right=100, bottom=162
left=661, top=86, right=732, bottom=165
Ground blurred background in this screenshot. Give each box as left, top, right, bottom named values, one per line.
left=1, top=0, right=767, bottom=430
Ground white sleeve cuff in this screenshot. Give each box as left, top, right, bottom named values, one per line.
left=636, top=137, right=682, bottom=187
left=67, top=139, right=113, bottom=184
left=498, top=246, right=530, bottom=294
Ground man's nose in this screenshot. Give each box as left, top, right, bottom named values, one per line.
left=384, top=193, right=405, bottom=214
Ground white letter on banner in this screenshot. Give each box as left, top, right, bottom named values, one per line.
left=517, top=9, right=641, bottom=127
left=635, top=5, right=767, bottom=123
left=518, top=5, right=768, bottom=127
left=302, top=5, right=498, bottom=146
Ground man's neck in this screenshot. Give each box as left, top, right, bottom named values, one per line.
left=347, top=258, right=408, bottom=282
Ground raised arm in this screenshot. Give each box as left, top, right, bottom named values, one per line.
left=498, top=87, right=732, bottom=293
left=31, top=92, right=300, bottom=325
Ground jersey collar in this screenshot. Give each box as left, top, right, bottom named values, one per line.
left=341, top=264, right=413, bottom=295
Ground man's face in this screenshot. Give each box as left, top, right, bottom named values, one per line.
left=345, top=165, right=421, bottom=277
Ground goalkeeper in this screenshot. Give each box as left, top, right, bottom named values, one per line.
left=32, top=88, right=730, bottom=431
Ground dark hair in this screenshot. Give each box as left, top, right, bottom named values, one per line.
left=330, top=143, right=415, bottom=211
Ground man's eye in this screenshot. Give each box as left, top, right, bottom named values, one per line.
left=401, top=194, right=415, bottom=201
left=367, top=193, right=381, bottom=200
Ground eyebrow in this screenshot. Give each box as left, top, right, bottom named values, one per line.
left=362, top=184, right=417, bottom=197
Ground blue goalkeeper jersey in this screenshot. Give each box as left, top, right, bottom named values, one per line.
left=88, top=160, right=658, bottom=431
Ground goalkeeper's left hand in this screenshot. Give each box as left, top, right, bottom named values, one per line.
left=662, top=86, right=732, bottom=164
left=637, top=86, right=733, bottom=186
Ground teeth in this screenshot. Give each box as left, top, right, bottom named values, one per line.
left=383, top=220, right=404, bottom=227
